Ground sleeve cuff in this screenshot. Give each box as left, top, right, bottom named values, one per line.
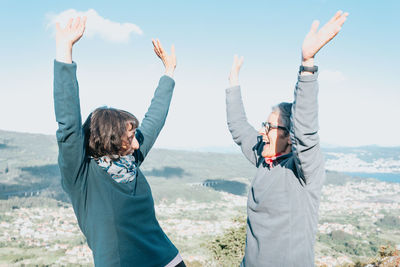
left=54, top=60, right=78, bottom=83
left=54, top=59, right=77, bottom=67
left=226, top=85, right=241, bottom=94
left=160, top=75, right=175, bottom=83
left=159, top=75, right=175, bottom=90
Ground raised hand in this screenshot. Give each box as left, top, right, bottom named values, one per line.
left=55, top=16, right=87, bottom=64
left=229, top=55, right=244, bottom=86
left=302, top=10, right=349, bottom=64
left=152, top=39, right=176, bottom=78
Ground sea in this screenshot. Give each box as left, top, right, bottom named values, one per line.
left=344, top=172, right=400, bottom=183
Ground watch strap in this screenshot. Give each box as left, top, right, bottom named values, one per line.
left=299, top=65, right=318, bottom=73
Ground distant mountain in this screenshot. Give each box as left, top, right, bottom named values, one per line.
left=0, top=129, right=255, bottom=202
left=1, top=129, right=398, bottom=202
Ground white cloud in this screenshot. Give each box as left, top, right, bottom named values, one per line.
left=319, top=69, right=346, bottom=83
left=46, top=9, right=143, bottom=43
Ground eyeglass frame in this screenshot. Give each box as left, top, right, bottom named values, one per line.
left=261, top=121, right=289, bottom=134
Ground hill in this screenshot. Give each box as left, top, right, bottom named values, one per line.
left=0, top=129, right=379, bottom=201
left=1, top=129, right=400, bottom=266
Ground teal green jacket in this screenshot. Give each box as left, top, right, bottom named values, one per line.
left=54, top=61, right=178, bottom=266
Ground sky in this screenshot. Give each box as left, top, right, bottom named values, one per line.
left=1, top=0, right=399, bottom=150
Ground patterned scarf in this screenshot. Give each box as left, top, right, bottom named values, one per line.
left=95, top=154, right=137, bottom=183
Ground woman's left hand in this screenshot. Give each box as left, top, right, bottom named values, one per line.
left=152, top=39, right=176, bottom=77
left=55, top=16, right=87, bottom=63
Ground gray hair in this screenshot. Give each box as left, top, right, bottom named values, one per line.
left=271, top=102, right=292, bottom=135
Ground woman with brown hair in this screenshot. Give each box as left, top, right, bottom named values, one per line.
left=54, top=16, right=184, bottom=266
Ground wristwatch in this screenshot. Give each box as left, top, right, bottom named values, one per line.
left=299, top=65, right=318, bottom=73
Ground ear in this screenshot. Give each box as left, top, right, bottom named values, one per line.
left=287, top=136, right=292, bottom=145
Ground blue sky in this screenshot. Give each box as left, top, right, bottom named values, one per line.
left=1, top=0, right=399, bottom=149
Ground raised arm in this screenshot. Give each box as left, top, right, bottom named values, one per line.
left=226, top=55, right=259, bottom=166
left=135, top=39, right=177, bottom=163
left=291, top=11, right=348, bottom=185
left=54, top=17, right=87, bottom=190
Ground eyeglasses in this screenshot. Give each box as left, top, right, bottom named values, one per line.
left=126, top=131, right=136, bottom=143
left=261, top=122, right=289, bottom=134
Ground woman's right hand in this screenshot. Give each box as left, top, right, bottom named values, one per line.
left=56, top=16, right=87, bottom=64
left=301, top=11, right=348, bottom=65
left=152, top=39, right=176, bottom=78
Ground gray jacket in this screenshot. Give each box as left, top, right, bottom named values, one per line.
left=226, top=71, right=325, bottom=267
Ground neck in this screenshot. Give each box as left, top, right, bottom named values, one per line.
left=266, top=145, right=292, bottom=158
left=282, top=144, right=292, bottom=155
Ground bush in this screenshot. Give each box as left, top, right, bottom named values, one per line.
left=208, top=216, right=246, bottom=266
left=375, top=215, right=400, bottom=229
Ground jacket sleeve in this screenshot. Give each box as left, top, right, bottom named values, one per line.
left=290, top=70, right=325, bottom=186
left=226, top=86, right=259, bottom=166
left=53, top=60, right=86, bottom=192
left=135, top=75, right=175, bottom=165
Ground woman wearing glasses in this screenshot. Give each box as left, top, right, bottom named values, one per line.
left=225, top=11, right=348, bottom=266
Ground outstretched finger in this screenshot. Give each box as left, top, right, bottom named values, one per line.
left=238, top=56, right=244, bottom=68
left=157, top=39, right=165, bottom=56
left=73, top=17, right=81, bottom=30
left=78, top=16, right=87, bottom=35
left=152, top=38, right=157, bottom=50
left=67, top=18, right=73, bottom=29
left=329, top=10, right=343, bottom=23
left=154, top=39, right=162, bottom=54
left=310, top=20, right=320, bottom=34
left=336, top=12, right=349, bottom=27
left=152, top=39, right=160, bottom=55
left=154, top=48, right=161, bottom=58
left=171, top=44, right=175, bottom=57
left=154, top=47, right=160, bottom=58
left=81, top=16, right=87, bottom=28
left=232, top=55, right=240, bottom=70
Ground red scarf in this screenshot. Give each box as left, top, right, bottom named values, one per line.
left=264, top=153, right=282, bottom=168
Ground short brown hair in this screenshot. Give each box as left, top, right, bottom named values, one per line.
left=84, top=107, right=139, bottom=159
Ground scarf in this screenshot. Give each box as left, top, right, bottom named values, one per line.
left=95, top=154, right=137, bottom=183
